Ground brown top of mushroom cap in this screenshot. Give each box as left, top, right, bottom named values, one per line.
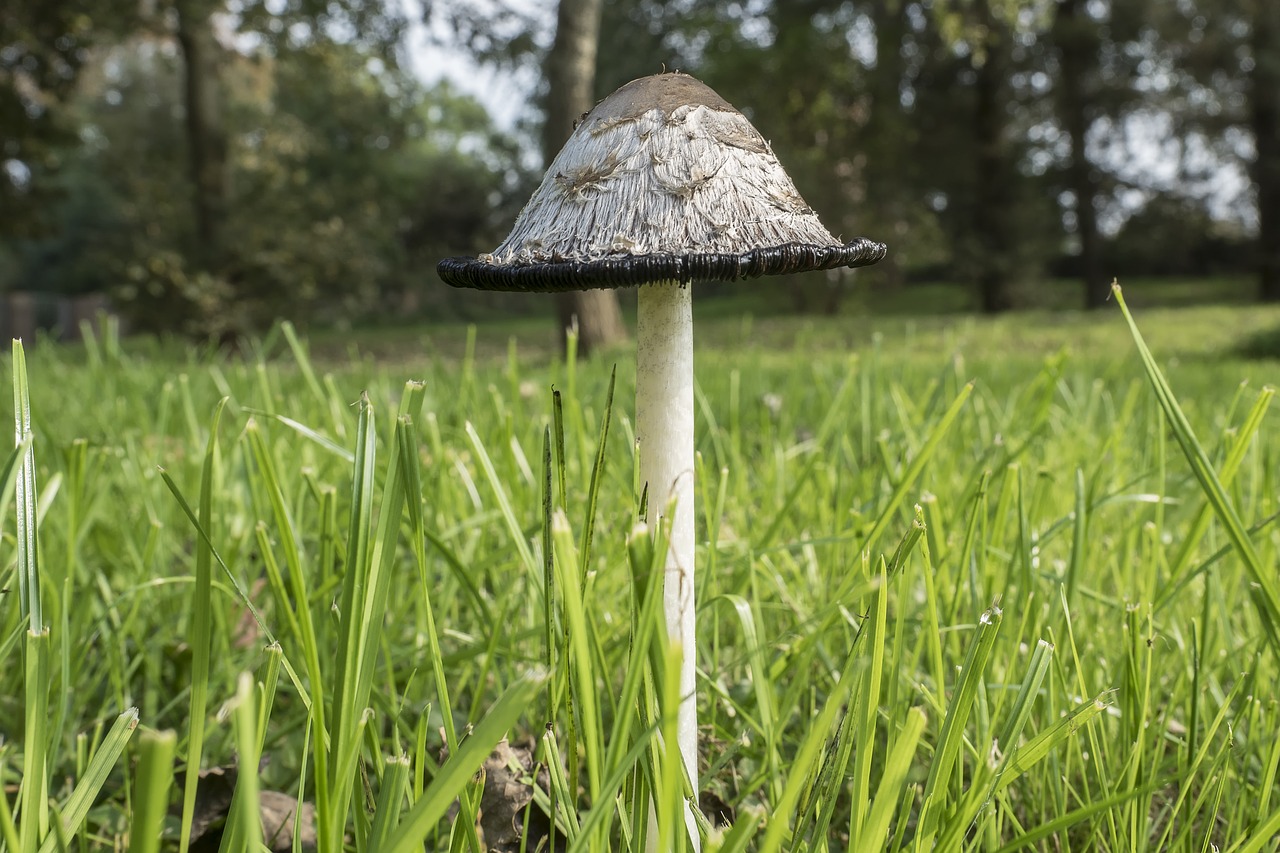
left=437, top=71, right=885, bottom=292
left=590, top=72, right=738, bottom=122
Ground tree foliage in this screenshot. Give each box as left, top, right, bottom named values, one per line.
left=2, top=0, right=526, bottom=336
left=3, top=0, right=1278, bottom=332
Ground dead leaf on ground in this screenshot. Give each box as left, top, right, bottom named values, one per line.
left=177, top=763, right=316, bottom=852
left=441, top=736, right=553, bottom=852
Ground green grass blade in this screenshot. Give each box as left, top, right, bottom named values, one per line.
left=567, top=722, right=658, bottom=851
left=1231, top=806, right=1280, bottom=853
left=241, top=408, right=355, bottom=463
left=400, top=413, right=484, bottom=852
left=1113, top=284, right=1280, bottom=651
left=552, top=388, right=567, bottom=511
left=382, top=669, right=547, bottom=852
left=1159, top=385, right=1274, bottom=607
left=915, top=604, right=1003, bottom=847
left=995, top=692, right=1109, bottom=794
left=757, top=618, right=868, bottom=853
left=861, top=381, right=974, bottom=555
left=541, top=728, right=582, bottom=842
left=935, top=638, right=1055, bottom=848
left=604, top=520, right=665, bottom=783
left=656, top=639, right=688, bottom=853
left=991, top=784, right=1157, bottom=853
left=550, top=510, right=603, bottom=803
left=716, top=594, right=779, bottom=779
left=577, top=364, right=616, bottom=581
left=178, top=398, right=227, bottom=853
left=279, top=320, right=330, bottom=416
left=128, top=730, right=176, bottom=853
left=848, top=566, right=889, bottom=843
left=368, top=755, right=411, bottom=848
left=0, top=776, right=19, bottom=853
left=327, top=391, right=379, bottom=846
left=37, top=708, right=139, bottom=853
left=541, top=426, right=556, bottom=726
left=855, top=706, right=927, bottom=853
left=21, top=629, right=50, bottom=853
left=12, top=339, right=41, bottom=629
left=1152, top=673, right=1246, bottom=851
left=227, top=674, right=264, bottom=853
left=466, top=421, right=539, bottom=578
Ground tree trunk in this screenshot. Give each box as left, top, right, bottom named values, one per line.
left=865, top=0, right=909, bottom=290
left=1054, top=0, right=1108, bottom=309
left=175, top=0, right=228, bottom=272
left=1254, top=0, right=1280, bottom=302
left=974, top=0, right=1014, bottom=313
left=544, top=0, right=627, bottom=354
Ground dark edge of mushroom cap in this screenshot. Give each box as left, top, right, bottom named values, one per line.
left=438, top=239, right=887, bottom=292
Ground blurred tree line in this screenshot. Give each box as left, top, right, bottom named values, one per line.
left=1, top=0, right=528, bottom=337
left=3, top=0, right=1278, bottom=337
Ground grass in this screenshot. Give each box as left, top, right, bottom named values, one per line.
left=0, top=289, right=1278, bottom=850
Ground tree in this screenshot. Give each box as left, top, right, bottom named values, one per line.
left=1253, top=0, right=1280, bottom=301
left=174, top=0, right=230, bottom=279
left=863, top=0, right=912, bottom=290
left=971, top=0, right=1017, bottom=313
left=1132, top=0, right=1276, bottom=300
left=544, top=0, right=628, bottom=355
left=1052, top=0, right=1107, bottom=308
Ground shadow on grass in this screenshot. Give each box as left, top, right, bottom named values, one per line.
left=1233, top=324, right=1280, bottom=361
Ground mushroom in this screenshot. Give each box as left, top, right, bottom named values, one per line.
left=438, top=71, right=885, bottom=843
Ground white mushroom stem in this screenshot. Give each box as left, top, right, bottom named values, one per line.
left=635, top=280, right=699, bottom=848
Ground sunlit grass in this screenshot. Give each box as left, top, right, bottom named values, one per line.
left=0, top=295, right=1278, bottom=850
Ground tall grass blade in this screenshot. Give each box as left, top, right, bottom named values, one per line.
left=36, top=708, right=139, bottom=853
left=862, top=381, right=974, bottom=555
left=326, top=391, right=380, bottom=846
left=934, top=638, right=1055, bottom=848
left=400, top=414, right=483, bottom=852
left=578, top=364, right=616, bottom=580
left=856, top=706, right=926, bottom=853
left=1113, top=284, right=1280, bottom=651
left=466, top=421, right=539, bottom=578
left=847, top=564, right=889, bottom=844
left=0, top=781, right=18, bottom=853
left=1159, top=386, right=1274, bottom=608
left=20, top=630, right=50, bottom=853
left=382, top=670, right=547, bottom=852
left=995, top=692, right=1109, bottom=794
left=915, top=604, right=1003, bottom=848
left=551, top=510, right=603, bottom=802
left=128, top=730, right=176, bottom=853
left=991, top=785, right=1157, bottom=853
left=225, top=674, right=264, bottom=853
left=757, top=617, right=868, bottom=853
left=12, top=340, right=41, bottom=629
left=178, top=398, right=227, bottom=853
left=368, top=755, right=411, bottom=848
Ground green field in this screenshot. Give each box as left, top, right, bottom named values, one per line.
left=2, top=289, right=1279, bottom=851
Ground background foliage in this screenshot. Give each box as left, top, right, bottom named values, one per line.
left=2, top=0, right=1278, bottom=334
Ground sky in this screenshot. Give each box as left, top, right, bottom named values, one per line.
left=404, top=0, right=549, bottom=133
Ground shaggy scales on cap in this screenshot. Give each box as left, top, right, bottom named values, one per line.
left=437, top=71, right=886, bottom=291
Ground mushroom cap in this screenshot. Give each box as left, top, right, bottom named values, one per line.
left=438, top=72, right=886, bottom=292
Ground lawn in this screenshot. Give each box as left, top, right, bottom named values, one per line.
left=2, top=288, right=1279, bottom=851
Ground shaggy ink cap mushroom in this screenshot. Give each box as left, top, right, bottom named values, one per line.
left=436, top=71, right=885, bottom=851
left=436, top=71, right=886, bottom=291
